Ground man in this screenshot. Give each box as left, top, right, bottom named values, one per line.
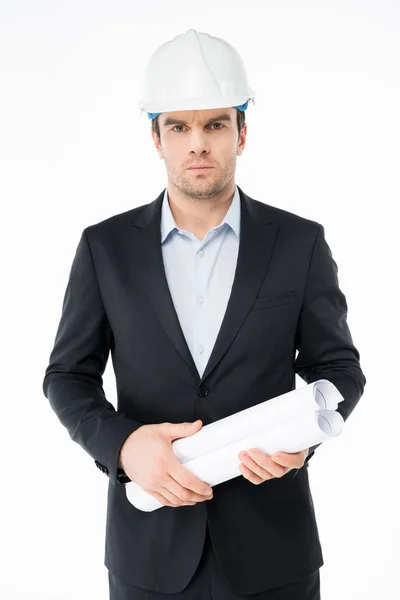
left=43, top=29, right=366, bottom=599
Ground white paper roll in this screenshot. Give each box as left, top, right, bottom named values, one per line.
left=125, top=379, right=344, bottom=512
left=172, top=378, right=342, bottom=463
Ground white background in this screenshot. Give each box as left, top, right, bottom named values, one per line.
left=1, top=1, right=399, bottom=598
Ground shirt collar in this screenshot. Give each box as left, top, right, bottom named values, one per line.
left=161, top=184, right=241, bottom=244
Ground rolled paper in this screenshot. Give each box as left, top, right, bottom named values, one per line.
left=172, top=379, right=342, bottom=463
left=125, top=379, right=344, bottom=512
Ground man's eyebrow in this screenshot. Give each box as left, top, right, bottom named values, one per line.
left=162, top=113, right=232, bottom=127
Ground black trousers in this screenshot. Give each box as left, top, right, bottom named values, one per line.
left=108, top=524, right=321, bottom=599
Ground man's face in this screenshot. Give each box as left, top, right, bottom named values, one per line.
left=152, top=107, right=246, bottom=200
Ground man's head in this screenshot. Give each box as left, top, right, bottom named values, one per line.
left=151, top=107, right=247, bottom=201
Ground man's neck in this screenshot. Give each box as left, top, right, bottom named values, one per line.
left=166, top=182, right=236, bottom=238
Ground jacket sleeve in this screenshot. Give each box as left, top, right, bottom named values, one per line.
left=42, top=228, right=143, bottom=486
left=294, top=224, right=367, bottom=464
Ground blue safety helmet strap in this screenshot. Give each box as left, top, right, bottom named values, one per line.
left=147, top=99, right=250, bottom=120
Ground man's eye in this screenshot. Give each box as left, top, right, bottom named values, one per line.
left=171, top=123, right=224, bottom=132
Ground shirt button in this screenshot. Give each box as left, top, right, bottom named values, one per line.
left=197, top=296, right=204, bottom=304
left=199, top=250, right=204, bottom=257
left=199, top=345, right=204, bottom=354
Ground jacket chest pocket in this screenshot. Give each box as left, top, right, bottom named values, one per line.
left=251, top=290, right=296, bottom=311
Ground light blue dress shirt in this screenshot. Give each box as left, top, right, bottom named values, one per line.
left=160, top=185, right=241, bottom=378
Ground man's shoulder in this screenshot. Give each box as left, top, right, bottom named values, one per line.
left=249, top=196, right=321, bottom=235
left=83, top=199, right=154, bottom=237
left=81, top=192, right=321, bottom=241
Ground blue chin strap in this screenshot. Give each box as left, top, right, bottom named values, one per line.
left=147, top=99, right=249, bottom=120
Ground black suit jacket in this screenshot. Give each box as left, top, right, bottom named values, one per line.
left=42, top=185, right=366, bottom=595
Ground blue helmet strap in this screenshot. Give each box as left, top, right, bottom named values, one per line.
left=147, top=99, right=249, bottom=120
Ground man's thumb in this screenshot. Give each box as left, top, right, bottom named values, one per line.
left=168, top=419, right=202, bottom=438
left=181, top=419, right=202, bottom=427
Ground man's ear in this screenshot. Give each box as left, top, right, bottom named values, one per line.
left=151, top=130, right=164, bottom=159
left=237, top=122, right=247, bottom=156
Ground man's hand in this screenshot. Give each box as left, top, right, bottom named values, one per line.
left=119, top=420, right=214, bottom=507
left=238, top=448, right=308, bottom=485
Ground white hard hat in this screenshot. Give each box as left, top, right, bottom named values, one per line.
left=139, top=29, right=256, bottom=120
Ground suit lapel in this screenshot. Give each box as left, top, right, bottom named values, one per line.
left=130, top=185, right=279, bottom=385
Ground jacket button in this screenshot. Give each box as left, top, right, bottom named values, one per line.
left=198, top=386, right=209, bottom=397
left=95, top=460, right=108, bottom=473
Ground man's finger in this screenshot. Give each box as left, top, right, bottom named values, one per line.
left=239, top=462, right=268, bottom=485
left=271, top=450, right=306, bottom=469
left=239, top=449, right=288, bottom=478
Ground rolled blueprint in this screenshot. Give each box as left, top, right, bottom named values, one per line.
left=125, top=379, right=344, bottom=512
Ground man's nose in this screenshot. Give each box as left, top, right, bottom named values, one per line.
left=188, top=131, right=211, bottom=154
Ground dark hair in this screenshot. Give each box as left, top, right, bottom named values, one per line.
left=151, top=108, right=246, bottom=140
